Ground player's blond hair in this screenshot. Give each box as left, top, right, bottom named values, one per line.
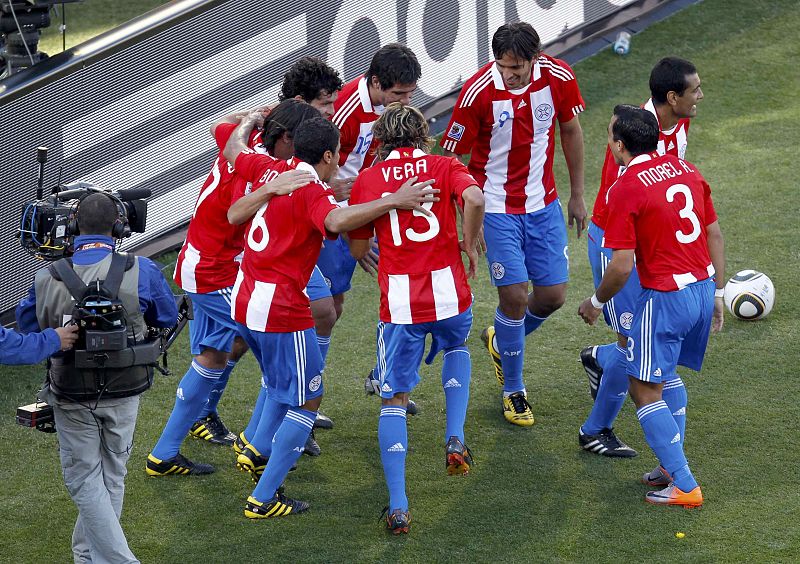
left=373, top=103, right=433, bottom=160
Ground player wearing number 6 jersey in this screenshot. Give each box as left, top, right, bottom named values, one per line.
left=578, top=105, right=725, bottom=508
left=222, top=115, right=438, bottom=519
left=348, top=103, right=484, bottom=534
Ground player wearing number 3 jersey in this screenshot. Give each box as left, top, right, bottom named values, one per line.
left=578, top=105, right=725, bottom=508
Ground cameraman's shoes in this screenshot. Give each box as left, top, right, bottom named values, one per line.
left=445, top=436, right=474, bottom=475
left=580, top=346, right=603, bottom=400
left=481, top=327, right=504, bottom=386
left=645, top=483, right=703, bottom=508
left=189, top=412, right=236, bottom=446
left=578, top=427, right=637, bottom=458
left=502, top=391, right=534, bottom=427
left=244, top=493, right=309, bottom=519
left=233, top=432, right=249, bottom=456
left=146, top=453, right=214, bottom=476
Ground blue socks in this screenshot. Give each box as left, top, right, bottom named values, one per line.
left=250, top=394, right=289, bottom=457
left=441, top=346, right=471, bottom=442
left=595, top=342, right=617, bottom=368
left=199, top=360, right=235, bottom=419
left=252, top=407, right=316, bottom=502
left=494, top=308, right=525, bottom=393
left=379, top=405, right=409, bottom=512
left=662, top=377, right=687, bottom=447
left=637, top=400, right=697, bottom=492
left=582, top=345, right=629, bottom=435
left=524, top=307, right=547, bottom=335
left=151, top=360, right=222, bottom=460
left=317, top=335, right=331, bottom=367
left=243, top=381, right=268, bottom=443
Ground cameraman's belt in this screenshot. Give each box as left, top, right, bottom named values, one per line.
left=74, top=339, right=163, bottom=369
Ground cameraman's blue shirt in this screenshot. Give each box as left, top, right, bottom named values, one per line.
left=16, top=235, right=178, bottom=334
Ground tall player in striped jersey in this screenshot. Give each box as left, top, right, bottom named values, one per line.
left=320, top=44, right=422, bottom=326
left=579, top=106, right=724, bottom=508
left=146, top=101, right=317, bottom=477
left=578, top=58, right=704, bottom=461
left=347, top=104, right=484, bottom=534
left=442, top=22, right=587, bottom=426
left=222, top=114, right=437, bottom=519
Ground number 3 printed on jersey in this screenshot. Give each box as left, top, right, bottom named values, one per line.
left=382, top=191, right=439, bottom=246
left=666, top=183, right=701, bottom=244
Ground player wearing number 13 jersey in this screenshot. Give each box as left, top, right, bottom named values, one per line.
left=348, top=104, right=485, bottom=533
left=578, top=106, right=725, bottom=508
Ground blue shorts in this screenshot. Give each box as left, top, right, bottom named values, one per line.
left=626, top=278, right=715, bottom=383
left=376, top=307, right=473, bottom=398
left=188, top=289, right=238, bottom=355
left=316, top=237, right=357, bottom=295
left=484, top=200, right=569, bottom=287
left=236, top=324, right=324, bottom=406
left=306, top=265, right=332, bottom=302
left=587, top=221, right=641, bottom=337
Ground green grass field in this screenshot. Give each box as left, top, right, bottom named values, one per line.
left=3, top=0, right=800, bottom=561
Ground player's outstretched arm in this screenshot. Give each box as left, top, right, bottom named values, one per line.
left=706, top=220, right=726, bottom=332
left=559, top=117, right=587, bottom=238
left=578, top=248, right=634, bottom=325
left=324, top=177, right=438, bottom=234
left=459, top=185, right=484, bottom=279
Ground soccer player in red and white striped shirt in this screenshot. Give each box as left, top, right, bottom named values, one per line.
left=579, top=58, right=704, bottom=462
left=579, top=105, right=724, bottom=508
left=320, top=44, right=422, bottom=331
left=442, top=22, right=587, bottom=426
left=221, top=114, right=437, bottom=519
left=348, top=103, right=484, bottom=534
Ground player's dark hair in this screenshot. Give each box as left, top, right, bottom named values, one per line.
left=261, top=99, right=322, bottom=154
left=649, top=57, right=697, bottom=104
left=293, top=117, right=340, bottom=166
left=373, top=103, right=433, bottom=160
left=492, top=22, right=541, bottom=61
left=77, top=193, right=119, bottom=236
left=366, top=43, right=421, bottom=90
left=612, top=104, right=659, bottom=156
left=279, top=57, right=343, bottom=103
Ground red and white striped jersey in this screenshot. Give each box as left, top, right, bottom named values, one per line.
left=349, top=148, right=476, bottom=324
left=440, top=55, right=585, bottom=214
left=230, top=154, right=339, bottom=332
left=174, top=123, right=261, bottom=293
left=603, top=153, right=717, bottom=292
left=331, top=75, right=384, bottom=178
left=592, top=98, right=691, bottom=230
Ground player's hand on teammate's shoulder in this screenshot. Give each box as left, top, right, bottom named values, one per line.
left=390, top=176, right=439, bottom=215
left=330, top=176, right=355, bottom=202
left=577, top=297, right=602, bottom=325
left=263, top=169, right=316, bottom=196
left=711, top=295, right=725, bottom=333
left=567, top=194, right=588, bottom=238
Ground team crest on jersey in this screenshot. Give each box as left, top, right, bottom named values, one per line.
left=535, top=103, right=553, bottom=121
left=447, top=122, right=465, bottom=141
left=491, top=262, right=505, bottom=280
left=309, top=375, right=322, bottom=392
left=620, top=311, right=633, bottom=330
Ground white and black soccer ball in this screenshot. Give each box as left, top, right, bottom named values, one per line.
left=723, top=270, right=775, bottom=320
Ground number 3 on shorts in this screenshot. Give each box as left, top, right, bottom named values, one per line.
left=626, top=336, right=635, bottom=362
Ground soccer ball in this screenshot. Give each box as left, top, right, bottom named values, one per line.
left=723, top=270, right=775, bottom=320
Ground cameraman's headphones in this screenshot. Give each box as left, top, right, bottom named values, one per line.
left=68, top=192, right=128, bottom=239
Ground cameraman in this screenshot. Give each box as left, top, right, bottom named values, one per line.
left=16, top=193, right=178, bottom=564
left=0, top=323, right=77, bottom=363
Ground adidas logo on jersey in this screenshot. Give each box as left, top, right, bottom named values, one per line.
left=668, top=140, right=676, bottom=151
left=673, top=407, right=686, bottom=416
left=444, top=378, right=461, bottom=388
left=387, top=443, right=406, bottom=453
left=517, top=99, right=527, bottom=110
left=670, top=433, right=681, bottom=444
left=653, top=368, right=662, bottom=377
left=381, top=383, right=393, bottom=393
